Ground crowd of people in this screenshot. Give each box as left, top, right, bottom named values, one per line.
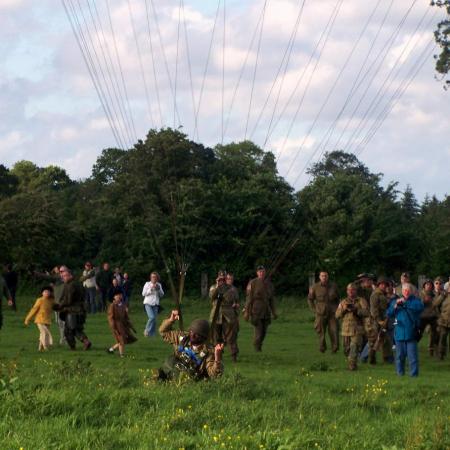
left=0, top=262, right=449, bottom=381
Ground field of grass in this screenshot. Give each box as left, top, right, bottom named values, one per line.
left=0, top=294, right=449, bottom=450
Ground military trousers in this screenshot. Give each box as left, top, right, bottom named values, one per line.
left=343, top=334, right=363, bottom=367
left=419, top=317, right=438, bottom=354
left=250, top=317, right=271, bottom=351
left=214, top=320, right=239, bottom=357
left=314, top=312, right=338, bottom=352
left=438, top=325, right=450, bottom=359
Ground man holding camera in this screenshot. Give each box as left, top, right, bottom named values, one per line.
left=209, top=270, right=240, bottom=362
left=335, top=283, right=369, bottom=370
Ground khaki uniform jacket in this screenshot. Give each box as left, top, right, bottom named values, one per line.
left=420, top=289, right=437, bottom=319
left=434, top=293, right=450, bottom=328
left=370, top=288, right=389, bottom=326
left=159, top=318, right=223, bottom=378
left=209, top=284, right=239, bottom=325
left=335, top=296, right=369, bottom=336
left=245, top=277, right=276, bottom=321
left=308, top=281, right=339, bottom=315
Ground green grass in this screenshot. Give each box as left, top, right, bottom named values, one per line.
left=0, top=295, right=449, bottom=450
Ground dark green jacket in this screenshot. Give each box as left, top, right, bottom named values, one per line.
left=96, top=269, right=113, bottom=290
left=59, top=279, right=85, bottom=314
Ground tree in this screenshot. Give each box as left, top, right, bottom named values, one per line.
left=431, top=0, right=450, bottom=88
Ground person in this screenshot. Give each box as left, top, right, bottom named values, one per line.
left=419, top=279, right=438, bottom=356
left=54, top=268, right=92, bottom=350
left=80, top=262, right=97, bottom=314
left=356, top=273, right=375, bottom=302
left=24, top=286, right=54, bottom=351
left=113, top=267, right=123, bottom=286
left=369, top=276, right=393, bottom=364
left=157, top=309, right=224, bottom=381
left=34, top=266, right=67, bottom=344
left=387, top=283, right=424, bottom=376
left=108, top=278, right=125, bottom=304
left=433, top=278, right=450, bottom=360
left=122, top=272, right=132, bottom=306
left=335, top=283, right=369, bottom=370
left=106, top=291, right=137, bottom=357
left=395, top=272, right=418, bottom=297
left=142, top=272, right=164, bottom=337
left=95, top=262, right=114, bottom=312
left=3, top=264, right=18, bottom=311
left=209, top=271, right=240, bottom=362
left=243, top=266, right=277, bottom=352
left=0, top=276, right=13, bottom=331
left=307, top=271, right=339, bottom=353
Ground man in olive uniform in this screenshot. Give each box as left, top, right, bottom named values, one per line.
left=308, top=271, right=339, bottom=353
left=157, top=310, right=224, bottom=380
left=419, top=279, right=438, bottom=356
left=0, top=276, right=13, bottom=331
left=209, top=271, right=240, bottom=362
left=54, top=268, right=92, bottom=350
left=370, top=276, right=393, bottom=364
left=433, top=278, right=450, bottom=360
left=335, top=283, right=369, bottom=370
left=244, top=266, right=277, bottom=352
left=356, top=273, right=375, bottom=302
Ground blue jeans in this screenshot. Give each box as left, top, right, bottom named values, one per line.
left=84, top=287, right=97, bottom=314
left=144, top=305, right=159, bottom=337
left=395, top=340, right=419, bottom=377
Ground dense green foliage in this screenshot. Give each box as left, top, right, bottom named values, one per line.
left=0, top=295, right=449, bottom=449
left=1, top=130, right=449, bottom=295
left=431, top=0, right=450, bottom=88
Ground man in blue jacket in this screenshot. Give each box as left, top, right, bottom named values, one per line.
left=387, top=283, right=424, bottom=377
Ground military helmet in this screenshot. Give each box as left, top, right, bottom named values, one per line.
left=376, top=276, right=389, bottom=286
left=346, top=282, right=357, bottom=290
left=434, top=276, right=444, bottom=283
left=189, top=319, right=210, bottom=340
left=422, top=278, right=433, bottom=288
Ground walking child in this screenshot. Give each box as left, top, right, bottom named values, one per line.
left=24, top=286, right=54, bottom=351
left=107, top=291, right=137, bottom=357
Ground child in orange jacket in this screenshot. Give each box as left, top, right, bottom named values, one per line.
left=24, top=286, right=55, bottom=351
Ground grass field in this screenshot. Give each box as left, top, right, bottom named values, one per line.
left=0, top=294, right=449, bottom=450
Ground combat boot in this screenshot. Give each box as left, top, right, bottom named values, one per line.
left=348, top=360, right=357, bottom=371
left=369, top=350, right=376, bottom=365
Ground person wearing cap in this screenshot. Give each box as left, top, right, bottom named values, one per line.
left=209, top=271, right=240, bottom=362
left=356, top=273, right=375, bottom=303
left=80, top=262, right=97, bottom=314
left=54, top=268, right=92, bottom=351
left=395, top=272, right=417, bottom=297
left=157, top=310, right=224, bottom=380
left=244, top=266, right=277, bottom=352
left=419, top=279, right=438, bottom=356
left=307, top=271, right=339, bottom=353
left=387, top=283, right=424, bottom=376
left=369, top=276, right=393, bottom=364
left=433, top=277, right=450, bottom=360
left=335, top=283, right=369, bottom=370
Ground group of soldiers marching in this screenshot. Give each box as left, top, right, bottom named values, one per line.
left=308, top=271, right=450, bottom=371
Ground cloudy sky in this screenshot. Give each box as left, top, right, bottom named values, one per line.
left=1, top=0, right=448, bottom=200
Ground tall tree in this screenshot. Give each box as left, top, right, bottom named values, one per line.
left=431, top=0, right=450, bottom=88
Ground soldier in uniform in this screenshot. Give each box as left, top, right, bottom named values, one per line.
left=54, top=268, right=92, bottom=350
left=157, top=310, right=224, bottom=380
left=335, top=283, right=369, bottom=370
left=395, top=272, right=418, bottom=297
left=307, top=271, right=339, bottom=353
left=243, top=266, right=277, bottom=352
left=419, top=279, right=438, bottom=356
left=433, top=278, right=450, bottom=360
left=209, top=271, right=240, bottom=362
left=370, top=276, right=393, bottom=364
left=356, top=273, right=375, bottom=302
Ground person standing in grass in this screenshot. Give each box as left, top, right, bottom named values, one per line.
left=387, top=283, right=424, bottom=377
left=433, top=279, right=450, bottom=360
left=24, top=286, right=54, bottom=351
left=142, top=272, right=164, bottom=337
left=106, top=291, right=137, bottom=357
left=244, top=265, right=277, bottom=352
left=335, top=283, right=369, bottom=371
left=307, top=271, right=339, bottom=353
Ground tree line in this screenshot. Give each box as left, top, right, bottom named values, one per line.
left=1, top=128, right=449, bottom=295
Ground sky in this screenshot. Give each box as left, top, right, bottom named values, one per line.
left=1, top=0, right=449, bottom=201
